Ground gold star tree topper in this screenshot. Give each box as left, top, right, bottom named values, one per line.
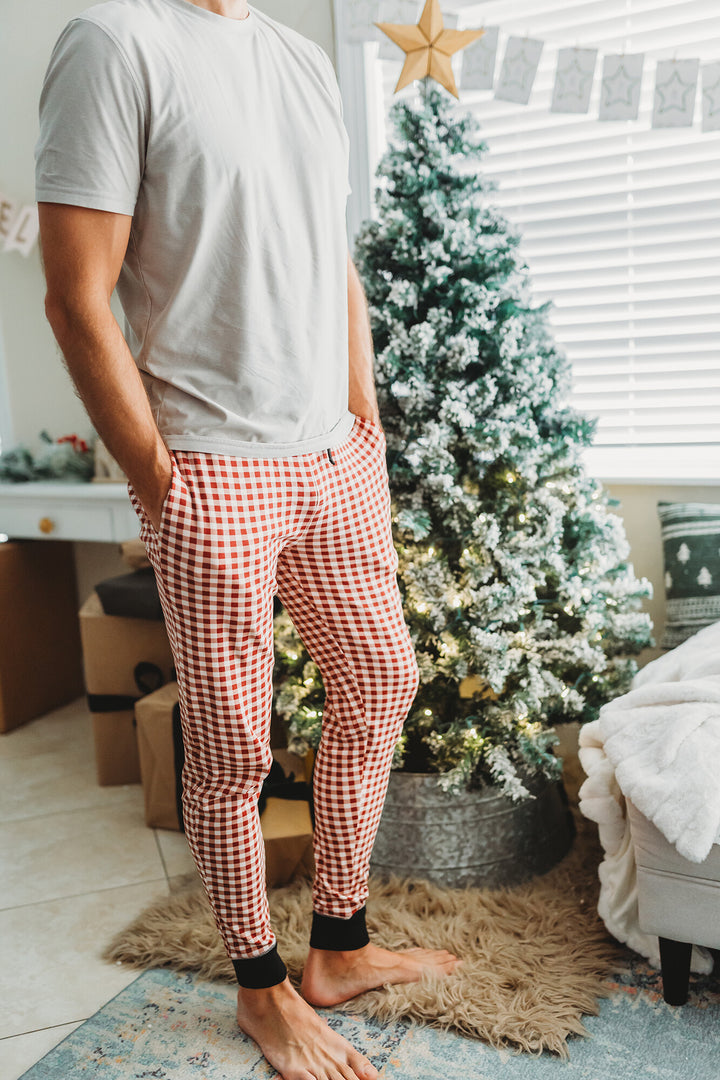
left=375, top=0, right=484, bottom=99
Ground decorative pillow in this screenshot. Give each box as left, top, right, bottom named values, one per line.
left=658, top=501, right=720, bottom=648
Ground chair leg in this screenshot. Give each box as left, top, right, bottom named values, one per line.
left=658, top=937, right=692, bottom=1006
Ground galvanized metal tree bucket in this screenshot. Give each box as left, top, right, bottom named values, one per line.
left=370, top=768, right=575, bottom=889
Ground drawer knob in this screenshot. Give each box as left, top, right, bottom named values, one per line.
left=38, top=516, right=55, bottom=535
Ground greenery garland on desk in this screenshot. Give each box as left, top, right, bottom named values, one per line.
left=0, top=431, right=95, bottom=483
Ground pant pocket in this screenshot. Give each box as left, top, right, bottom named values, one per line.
left=128, top=452, right=185, bottom=544
left=353, top=414, right=387, bottom=454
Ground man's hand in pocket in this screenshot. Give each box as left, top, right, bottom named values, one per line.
left=129, top=449, right=173, bottom=533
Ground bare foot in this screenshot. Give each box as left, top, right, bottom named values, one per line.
left=236, top=976, right=378, bottom=1080
left=301, top=942, right=462, bottom=1008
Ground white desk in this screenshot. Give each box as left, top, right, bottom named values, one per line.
left=0, top=481, right=140, bottom=542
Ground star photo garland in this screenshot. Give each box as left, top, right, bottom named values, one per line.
left=345, top=0, right=720, bottom=132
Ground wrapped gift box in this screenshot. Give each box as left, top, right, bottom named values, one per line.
left=0, top=541, right=84, bottom=733
left=78, top=591, right=174, bottom=785
left=135, top=681, right=314, bottom=885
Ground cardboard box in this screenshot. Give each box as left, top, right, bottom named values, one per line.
left=136, top=681, right=184, bottom=830
left=135, top=681, right=314, bottom=885
left=262, top=791, right=315, bottom=887
left=119, top=537, right=151, bottom=571
left=0, top=541, right=84, bottom=733
left=78, top=591, right=174, bottom=785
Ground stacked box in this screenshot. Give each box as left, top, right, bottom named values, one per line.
left=135, top=681, right=314, bottom=886
left=78, top=591, right=174, bottom=785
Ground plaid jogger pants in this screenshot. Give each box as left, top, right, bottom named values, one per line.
left=128, top=414, right=419, bottom=971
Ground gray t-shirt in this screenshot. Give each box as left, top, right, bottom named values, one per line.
left=35, top=0, right=355, bottom=457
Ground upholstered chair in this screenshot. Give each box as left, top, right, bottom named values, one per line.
left=626, top=798, right=720, bottom=1005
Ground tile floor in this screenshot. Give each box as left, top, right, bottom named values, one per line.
left=0, top=697, right=199, bottom=1080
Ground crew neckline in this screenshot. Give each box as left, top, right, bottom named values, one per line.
left=160, top=0, right=257, bottom=33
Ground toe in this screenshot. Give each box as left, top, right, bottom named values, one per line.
left=348, top=1050, right=378, bottom=1080
left=431, top=951, right=459, bottom=965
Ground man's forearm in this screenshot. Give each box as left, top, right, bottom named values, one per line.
left=347, top=254, right=380, bottom=426
left=45, top=297, right=171, bottom=501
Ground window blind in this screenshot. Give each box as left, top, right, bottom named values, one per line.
left=369, top=0, right=720, bottom=480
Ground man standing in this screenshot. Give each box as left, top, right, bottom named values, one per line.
left=36, top=1, right=460, bottom=1077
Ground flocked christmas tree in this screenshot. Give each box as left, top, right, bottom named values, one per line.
left=273, top=79, right=653, bottom=799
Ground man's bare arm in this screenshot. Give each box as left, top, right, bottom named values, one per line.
left=347, top=251, right=381, bottom=427
left=38, top=203, right=171, bottom=529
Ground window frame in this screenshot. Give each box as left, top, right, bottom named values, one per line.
left=333, top=0, right=720, bottom=485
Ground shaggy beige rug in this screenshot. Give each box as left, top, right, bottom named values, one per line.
left=103, top=740, right=622, bottom=1058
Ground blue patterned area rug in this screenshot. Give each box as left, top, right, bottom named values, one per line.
left=20, top=950, right=720, bottom=1080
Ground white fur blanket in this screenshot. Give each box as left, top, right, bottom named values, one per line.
left=577, top=620, right=720, bottom=973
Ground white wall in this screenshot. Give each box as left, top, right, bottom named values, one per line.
left=0, top=0, right=336, bottom=453
left=0, top=2, right=88, bottom=450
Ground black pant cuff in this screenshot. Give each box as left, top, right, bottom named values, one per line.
left=231, top=943, right=288, bottom=988
left=310, top=906, right=370, bottom=951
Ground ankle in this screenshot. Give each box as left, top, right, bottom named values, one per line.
left=307, top=943, right=371, bottom=966
left=237, top=976, right=293, bottom=1012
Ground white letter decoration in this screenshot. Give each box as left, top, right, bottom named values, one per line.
left=4, top=205, right=39, bottom=257
left=0, top=194, right=19, bottom=245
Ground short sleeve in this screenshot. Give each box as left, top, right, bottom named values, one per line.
left=35, top=18, right=146, bottom=216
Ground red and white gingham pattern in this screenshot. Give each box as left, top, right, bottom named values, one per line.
left=127, top=415, right=419, bottom=960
